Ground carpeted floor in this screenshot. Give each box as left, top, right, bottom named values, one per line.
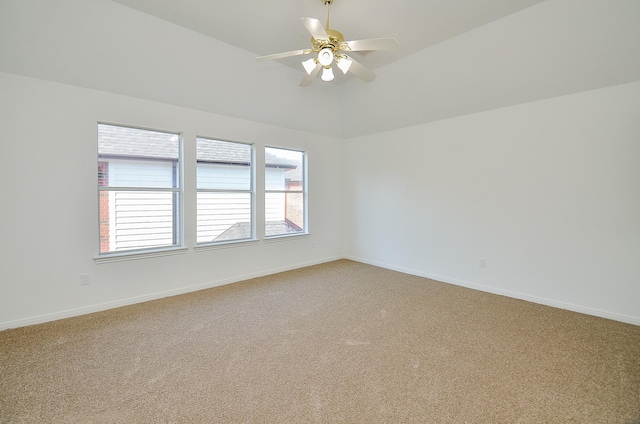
left=1, top=259, right=639, bottom=423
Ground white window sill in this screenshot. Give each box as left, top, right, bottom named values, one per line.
left=195, top=238, right=259, bottom=251
left=264, top=233, right=309, bottom=243
left=94, top=247, right=188, bottom=264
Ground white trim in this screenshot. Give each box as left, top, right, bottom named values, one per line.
left=195, top=239, right=259, bottom=251
left=0, top=255, right=342, bottom=331
left=264, top=233, right=309, bottom=243
left=4, top=255, right=637, bottom=330
left=344, top=255, right=640, bottom=327
left=94, top=247, right=188, bottom=264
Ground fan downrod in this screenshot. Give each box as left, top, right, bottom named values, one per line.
left=322, top=0, right=334, bottom=4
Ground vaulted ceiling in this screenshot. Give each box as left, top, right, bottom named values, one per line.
left=1, top=0, right=639, bottom=138
left=110, top=0, right=544, bottom=75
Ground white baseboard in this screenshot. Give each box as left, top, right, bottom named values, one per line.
left=345, top=255, right=640, bottom=327
left=4, top=255, right=637, bottom=330
left=0, top=256, right=342, bottom=331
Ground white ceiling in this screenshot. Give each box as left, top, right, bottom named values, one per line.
left=1, top=0, right=639, bottom=138
left=111, top=0, right=545, bottom=76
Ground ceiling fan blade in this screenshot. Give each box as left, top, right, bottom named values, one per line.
left=301, top=17, right=328, bottom=41
left=346, top=56, right=376, bottom=83
left=300, top=64, right=322, bottom=87
left=345, top=38, right=399, bottom=52
left=256, top=49, right=308, bottom=62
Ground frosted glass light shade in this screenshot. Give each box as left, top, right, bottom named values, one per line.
left=337, top=57, right=352, bottom=74
left=318, top=48, right=334, bottom=67
left=321, top=66, right=334, bottom=82
left=302, top=58, right=317, bottom=75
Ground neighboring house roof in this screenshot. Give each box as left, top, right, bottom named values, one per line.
left=266, top=154, right=298, bottom=170
left=283, top=160, right=303, bottom=182
left=98, top=124, right=296, bottom=168
left=197, top=138, right=250, bottom=165
left=98, top=124, right=179, bottom=160
left=213, top=221, right=300, bottom=242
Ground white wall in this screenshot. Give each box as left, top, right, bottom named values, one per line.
left=1, top=0, right=639, bottom=329
left=0, top=72, right=344, bottom=329
left=0, top=0, right=344, bottom=138
left=344, top=81, right=640, bottom=325
left=340, top=0, right=640, bottom=138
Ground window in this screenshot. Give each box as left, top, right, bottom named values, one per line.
left=98, top=124, right=182, bottom=254
left=265, top=147, right=306, bottom=237
left=197, top=138, right=254, bottom=244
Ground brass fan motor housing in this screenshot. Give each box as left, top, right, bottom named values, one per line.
left=311, top=28, right=346, bottom=53
left=325, top=28, right=344, bottom=43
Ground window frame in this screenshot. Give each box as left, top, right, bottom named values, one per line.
left=96, top=123, right=184, bottom=259
left=264, top=146, right=308, bottom=239
left=195, top=137, right=256, bottom=246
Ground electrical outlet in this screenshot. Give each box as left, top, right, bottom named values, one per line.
left=80, top=273, right=90, bottom=286
left=479, top=259, right=486, bottom=268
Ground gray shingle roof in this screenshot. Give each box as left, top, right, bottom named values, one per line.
left=98, top=124, right=295, bottom=168
left=213, top=221, right=300, bottom=242
left=98, top=124, right=179, bottom=160
left=197, top=138, right=249, bottom=164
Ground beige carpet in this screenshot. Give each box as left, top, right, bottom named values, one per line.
left=1, top=260, right=639, bottom=423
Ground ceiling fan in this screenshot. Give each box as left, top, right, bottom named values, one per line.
left=256, top=0, right=399, bottom=86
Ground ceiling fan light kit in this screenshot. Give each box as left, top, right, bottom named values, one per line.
left=318, top=48, right=334, bottom=67
left=302, top=58, right=317, bottom=75
left=256, top=0, right=398, bottom=86
left=337, top=56, right=352, bottom=74
left=321, top=66, right=335, bottom=81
